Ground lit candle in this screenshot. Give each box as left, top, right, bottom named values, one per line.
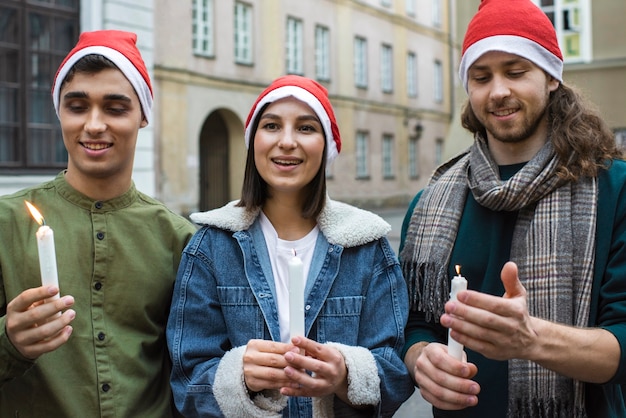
left=288, top=249, right=305, bottom=340
left=25, top=201, right=60, bottom=303
left=447, top=264, right=467, bottom=361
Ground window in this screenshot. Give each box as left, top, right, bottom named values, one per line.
left=192, top=0, right=214, bottom=57
left=432, top=0, right=442, bottom=27
left=435, top=138, right=444, bottom=165
left=433, top=59, right=443, bottom=103
left=408, top=137, right=419, bottom=178
left=286, top=17, right=303, bottom=75
left=315, top=25, right=330, bottom=81
left=382, top=134, right=394, bottom=179
left=615, top=128, right=626, bottom=153
left=234, top=2, right=252, bottom=64
left=533, top=0, right=590, bottom=62
left=381, top=0, right=392, bottom=7
left=354, top=37, right=368, bottom=88
left=381, top=44, right=393, bottom=93
left=356, top=131, right=369, bottom=178
left=407, top=51, right=418, bottom=97
left=406, top=0, right=416, bottom=16
left=0, top=0, right=79, bottom=172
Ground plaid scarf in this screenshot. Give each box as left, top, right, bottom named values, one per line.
left=400, top=136, right=596, bottom=417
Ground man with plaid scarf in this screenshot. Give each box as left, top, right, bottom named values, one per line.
left=400, top=0, right=626, bottom=417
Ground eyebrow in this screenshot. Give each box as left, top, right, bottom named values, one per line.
left=260, top=113, right=320, bottom=123
left=62, top=91, right=132, bottom=102
left=470, top=57, right=531, bottom=72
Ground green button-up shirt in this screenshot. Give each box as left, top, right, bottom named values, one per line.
left=0, top=172, right=196, bottom=418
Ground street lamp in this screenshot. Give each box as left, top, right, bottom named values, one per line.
left=412, top=122, right=423, bottom=140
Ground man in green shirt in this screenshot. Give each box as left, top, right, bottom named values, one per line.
left=400, top=0, right=626, bottom=416
left=0, top=30, right=196, bottom=417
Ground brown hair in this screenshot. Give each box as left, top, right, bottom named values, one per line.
left=60, top=54, right=119, bottom=90
left=461, top=82, right=621, bottom=181
left=236, top=103, right=327, bottom=219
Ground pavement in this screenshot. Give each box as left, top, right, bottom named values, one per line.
left=370, top=207, right=406, bottom=253
left=369, top=207, right=434, bottom=418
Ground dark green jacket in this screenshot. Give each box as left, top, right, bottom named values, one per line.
left=401, top=160, right=626, bottom=417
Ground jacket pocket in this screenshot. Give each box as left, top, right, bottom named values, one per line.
left=217, top=286, right=268, bottom=342
left=316, top=296, right=364, bottom=345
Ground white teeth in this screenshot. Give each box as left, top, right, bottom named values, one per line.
left=273, top=159, right=300, bottom=165
left=493, top=109, right=516, bottom=116
left=83, top=143, right=111, bottom=150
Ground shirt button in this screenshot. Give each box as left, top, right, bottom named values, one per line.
left=305, top=305, right=311, bottom=311
left=97, top=332, right=106, bottom=341
left=96, top=232, right=105, bottom=240
left=95, top=201, right=103, bottom=209
left=94, top=282, right=102, bottom=290
left=102, top=383, right=110, bottom=392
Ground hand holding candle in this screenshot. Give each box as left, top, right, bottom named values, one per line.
left=288, top=249, right=305, bottom=340
left=25, top=201, right=60, bottom=303
left=447, top=264, right=467, bottom=361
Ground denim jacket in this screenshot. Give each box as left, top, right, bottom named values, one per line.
left=167, top=198, right=414, bottom=418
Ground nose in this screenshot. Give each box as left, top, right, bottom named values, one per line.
left=277, top=128, right=297, bottom=149
left=489, top=75, right=511, bottom=101
left=84, top=108, right=106, bottom=135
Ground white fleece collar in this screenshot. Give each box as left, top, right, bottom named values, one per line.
left=189, top=198, right=390, bottom=248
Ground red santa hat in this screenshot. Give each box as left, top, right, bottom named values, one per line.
left=459, top=0, right=563, bottom=91
left=245, top=75, right=341, bottom=165
left=52, top=30, right=153, bottom=124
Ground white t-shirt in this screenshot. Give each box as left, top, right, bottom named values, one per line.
left=259, top=212, right=319, bottom=343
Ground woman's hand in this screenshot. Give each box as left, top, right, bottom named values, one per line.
left=280, top=336, right=349, bottom=402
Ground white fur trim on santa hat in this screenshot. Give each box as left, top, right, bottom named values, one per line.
left=244, top=85, right=339, bottom=165
left=459, top=35, right=563, bottom=92
left=52, top=45, right=153, bottom=124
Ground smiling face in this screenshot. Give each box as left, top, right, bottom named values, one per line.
left=59, top=67, right=147, bottom=196
left=467, top=51, right=559, bottom=155
left=253, top=96, right=325, bottom=202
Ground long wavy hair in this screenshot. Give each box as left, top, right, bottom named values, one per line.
left=461, top=82, right=622, bottom=181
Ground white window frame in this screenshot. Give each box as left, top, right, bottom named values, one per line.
left=381, top=44, right=393, bottom=93
left=315, top=25, right=330, bottom=81
left=286, top=17, right=303, bottom=74
left=354, top=37, right=368, bottom=88
left=234, top=2, right=253, bottom=65
left=356, top=131, right=369, bottom=178
left=192, top=0, right=214, bottom=57
left=433, top=59, right=443, bottom=103
left=532, top=0, right=591, bottom=63
left=191, top=0, right=215, bottom=57
left=407, top=51, right=417, bottom=97
left=382, top=134, right=394, bottom=179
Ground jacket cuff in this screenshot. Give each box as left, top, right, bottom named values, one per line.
left=213, top=345, right=288, bottom=417
left=322, top=342, right=381, bottom=408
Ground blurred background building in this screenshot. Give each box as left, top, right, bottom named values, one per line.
left=1, top=0, right=625, bottom=218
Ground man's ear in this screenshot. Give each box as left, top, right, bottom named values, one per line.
left=140, top=115, right=148, bottom=128
left=548, top=76, right=560, bottom=93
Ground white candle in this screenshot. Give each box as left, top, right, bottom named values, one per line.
left=288, top=249, right=305, bottom=339
left=25, top=201, right=60, bottom=302
left=447, top=265, right=467, bottom=361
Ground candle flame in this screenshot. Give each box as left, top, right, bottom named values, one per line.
left=455, top=264, right=462, bottom=275
left=25, top=201, right=45, bottom=226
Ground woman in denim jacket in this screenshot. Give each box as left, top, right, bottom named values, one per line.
left=167, top=75, right=414, bottom=418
